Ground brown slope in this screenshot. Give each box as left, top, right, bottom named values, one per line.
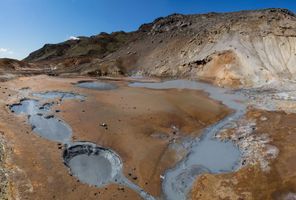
left=23, top=31, right=136, bottom=62
left=0, top=58, right=31, bottom=70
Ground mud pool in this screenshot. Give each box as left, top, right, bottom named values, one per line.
left=10, top=99, right=72, bottom=143
left=9, top=81, right=247, bottom=200
left=63, top=142, right=123, bottom=187
left=9, top=91, right=155, bottom=200
left=130, top=80, right=247, bottom=200
left=63, top=142, right=155, bottom=200
left=76, top=81, right=118, bottom=90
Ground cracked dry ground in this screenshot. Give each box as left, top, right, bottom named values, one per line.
left=0, top=75, right=230, bottom=199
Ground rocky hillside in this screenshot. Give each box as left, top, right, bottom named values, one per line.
left=23, top=32, right=134, bottom=62
left=10, top=8, right=296, bottom=87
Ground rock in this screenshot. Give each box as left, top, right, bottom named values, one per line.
left=260, top=116, right=268, bottom=121
left=100, top=123, right=108, bottom=130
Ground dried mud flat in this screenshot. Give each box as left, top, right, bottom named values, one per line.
left=0, top=75, right=230, bottom=199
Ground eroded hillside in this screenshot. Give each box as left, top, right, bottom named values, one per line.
left=3, top=8, right=296, bottom=87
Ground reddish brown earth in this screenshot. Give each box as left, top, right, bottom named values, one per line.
left=0, top=75, right=230, bottom=199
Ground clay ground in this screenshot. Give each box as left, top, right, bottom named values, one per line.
left=191, top=109, right=296, bottom=200
left=0, top=75, right=230, bottom=199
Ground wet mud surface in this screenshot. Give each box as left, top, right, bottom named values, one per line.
left=130, top=80, right=245, bottom=199
left=32, top=91, right=85, bottom=101
left=10, top=98, right=72, bottom=143
left=76, top=80, right=118, bottom=90
left=191, top=109, right=296, bottom=200
left=9, top=84, right=155, bottom=199
left=0, top=75, right=231, bottom=199
left=63, top=142, right=123, bottom=187
left=1, top=75, right=293, bottom=200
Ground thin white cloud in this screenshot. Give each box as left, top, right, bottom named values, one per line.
left=69, top=36, right=80, bottom=40
left=0, top=48, right=13, bottom=54
left=0, top=48, right=8, bottom=53
left=0, top=48, right=14, bottom=58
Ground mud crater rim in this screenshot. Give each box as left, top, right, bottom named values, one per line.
left=63, top=141, right=123, bottom=187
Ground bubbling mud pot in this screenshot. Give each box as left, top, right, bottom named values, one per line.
left=76, top=81, right=118, bottom=90
left=9, top=90, right=155, bottom=200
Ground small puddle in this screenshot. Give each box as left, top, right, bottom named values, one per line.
left=10, top=99, right=40, bottom=115
left=129, top=80, right=247, bottom=200
left=10, top=99, right=72, bottom=143
left=76, top=81, right=118, bottom=90
left=10, top=91, right=84, bottom=143
left=29, top=115, right=72, bottom=143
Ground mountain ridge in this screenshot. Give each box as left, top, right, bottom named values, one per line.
left=2, top=8, right=296, bottom=87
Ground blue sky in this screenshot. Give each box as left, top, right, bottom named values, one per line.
left=1, top=0, right=296, bottom=60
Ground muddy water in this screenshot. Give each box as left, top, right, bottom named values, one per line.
left=63, top=142, right=123, bottom=187
left=10, top=82, right=246, bottom=200
left=10, top=91, right=86, bottom=143
left=76, top=81, right=118, bottom=90
left=32, top=91, right=85, bottom=101
left=10, top=99, right=72, bottom=143
left=129, top=80, right=247, bottom=200
left=10, top=91, right=155, bottom=200
left=63, top=142, right=155, bottom=200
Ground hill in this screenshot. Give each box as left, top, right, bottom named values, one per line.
left=3, top=8, right=296, bottom=87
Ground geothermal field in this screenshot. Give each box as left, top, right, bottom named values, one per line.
left=0, top=7, right=296, bottom=200
left=0, top=74, right=295, bottom=200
